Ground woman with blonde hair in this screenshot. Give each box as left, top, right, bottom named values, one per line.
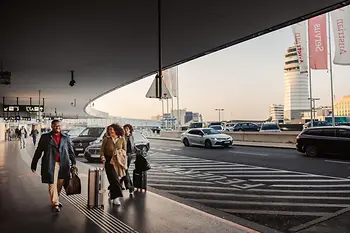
left=100, top=123, right=126, bottom=206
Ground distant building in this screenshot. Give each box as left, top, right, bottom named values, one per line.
left=269, top=104, right=284, bottom=123
left=335, top=95, right=350, bottom=116
left=171, top=109, right=187, bottom=126
left=301, top=106, right=332, bottom=121
left=283, top=46, right=309, bottom=122
left=151, top=115, right=162, bottom=120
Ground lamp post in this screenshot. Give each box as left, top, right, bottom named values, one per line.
left=215, top=108, right=224, bottom=122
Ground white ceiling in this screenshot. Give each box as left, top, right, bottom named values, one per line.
left=0, top=0, right=348, bottom=118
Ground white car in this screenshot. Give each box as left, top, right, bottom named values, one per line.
left=181, top=128, right=233, bottom=148
left=225, top=123, right=235, bottom=132
left=209, top=125, right=224, bottom=132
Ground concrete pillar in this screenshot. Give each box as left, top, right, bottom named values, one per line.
left=0, top=123, right=5, bottom=142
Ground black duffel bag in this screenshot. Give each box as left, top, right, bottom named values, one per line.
left=65, top=166, right=81, bottom=195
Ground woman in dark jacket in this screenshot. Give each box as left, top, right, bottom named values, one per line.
left=121, top=124, right=139, bottom=194
left=100, top=123, right=126, bottom=206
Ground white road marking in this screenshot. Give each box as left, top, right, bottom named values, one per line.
left=325, top=160, right=350, bottom=165
left=221, top=209, right=330, bottom=217
left=148, top=179, right=212, bottom=185
left=149, top=183, right=240, bottom=191
left=147, top=175, right=196, bottom=180
left=218, top=170, right=291, bottom=174
left=189, top=199, right=349, bottom=208
left=229, top=151, right=269, bottom=157
left=167, top=190, right=350, bottom=200
left=272, top=184, right=350, bottom=188
left=152, top=152, right=349, bottom=180
left=218, top=174, right=315, bottom=178
left=169, top=164, right=248, bottom=169
left=249, top=189, right=350, bottom=194
left=250, top=179, right=347, bottom=182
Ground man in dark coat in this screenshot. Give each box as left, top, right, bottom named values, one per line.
left=31, top=120, right=76, bottom=212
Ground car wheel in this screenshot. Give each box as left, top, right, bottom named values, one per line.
left=183, top=138, right=190, bottom=147
left=305, top=145, right=318, bottom=157
left=205, top=140, right=212, bottom=149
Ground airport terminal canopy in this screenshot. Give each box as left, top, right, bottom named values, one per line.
left=0, top=0, right=348, bottom=118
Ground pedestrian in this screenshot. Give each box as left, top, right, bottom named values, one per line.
left=15, top=127, right=20, bottom=140
left=6, top=128, right=11, bottom=141
left=30, top=126, right=40, bottom=146
left=121, top=124, right=140, bottom=195
left=100, top=123, right=125, bottom=206
left=30, top=120, right=77, bottom=212
left=19, top=126, right=27, bottom=149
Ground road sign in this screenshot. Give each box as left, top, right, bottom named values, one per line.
left=3, top=105, right=44, bottom=112
left=3, top=105, right=20, bottom=112
left=146, top=76, right=172, bottom=99
left=24, top=105, right=44, bottom=112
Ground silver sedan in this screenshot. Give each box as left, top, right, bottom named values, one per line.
left=181, top=128, right=233, bottom=148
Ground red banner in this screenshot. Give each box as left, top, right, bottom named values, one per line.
left=308, top=14, right=328, bottom=70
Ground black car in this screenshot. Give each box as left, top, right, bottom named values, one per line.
left=296, top=126, right=350, bottom=157
left=72, top=127, right=105, bottom=156
left=233, top=123, right=260, bottom=131
left=84, top=131, right=150, bottom=162
left=151, top=126, right=161, bottom=134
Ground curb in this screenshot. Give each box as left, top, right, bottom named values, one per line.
left=146, top=136, right=296, bottom=150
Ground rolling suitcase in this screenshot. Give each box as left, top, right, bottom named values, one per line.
left=88, top=168, right=105, bottom=208
left=133, top=169, right=147, bottom=192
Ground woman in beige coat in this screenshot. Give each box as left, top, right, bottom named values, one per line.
left=100, top=123, right=126, bottom=206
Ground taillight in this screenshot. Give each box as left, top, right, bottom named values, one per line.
left=296, top=135, right=300, bottom=140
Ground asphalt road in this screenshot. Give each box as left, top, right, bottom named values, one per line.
left=77, top=139, right=350, bottom=233
left=148, top=139, right=350, bottom=179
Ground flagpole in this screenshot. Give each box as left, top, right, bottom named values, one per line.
left=176, top=66, right=180, bottom=128
left=306, top=21, right=314, bottom=127
left=327, top=12, right=336, bottom=127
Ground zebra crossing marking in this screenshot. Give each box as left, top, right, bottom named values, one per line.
left=144, top=151, right=350, bottom=232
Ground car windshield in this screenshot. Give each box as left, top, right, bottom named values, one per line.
left=210, top=126, right=222, bottom=130
left=79, top=127, right=104, bottom=137
left=261, top=124, right=279, bottom=130
left=68, top=128, right=84, bottom=136
left=202, top=128, right=221, bottom=135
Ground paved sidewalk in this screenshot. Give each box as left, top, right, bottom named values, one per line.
left=146, top=136, right=296, bottom=149
left=16, top=141, right=265, bottom=233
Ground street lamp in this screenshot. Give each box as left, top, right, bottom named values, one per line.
left=215, top=108, right=224, bottom=122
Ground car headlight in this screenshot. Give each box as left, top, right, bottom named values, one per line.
left=89, top=139, right=101, bottom=145
left=213, top=138, right=218, bottom=141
